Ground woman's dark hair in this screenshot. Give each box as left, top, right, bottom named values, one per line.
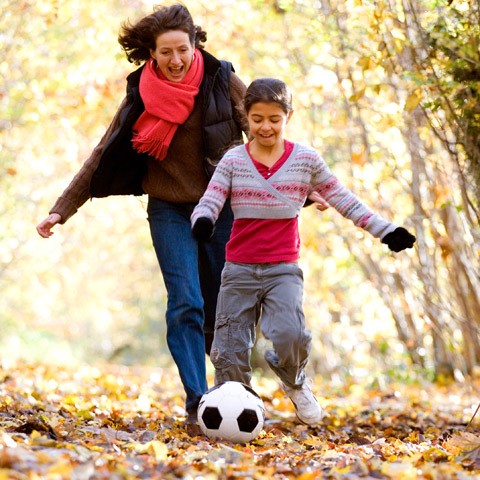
left=118, top=3, right=207, bottom=65
left=243, top=78, right=293, bottom=114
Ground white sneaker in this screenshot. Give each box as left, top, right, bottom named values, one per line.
left=283, top=382, right=323, bottom=425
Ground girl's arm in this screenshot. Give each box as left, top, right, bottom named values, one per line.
left=191, top=155, right=233, bottom=239
left=311, top=153, right=398, bottom=240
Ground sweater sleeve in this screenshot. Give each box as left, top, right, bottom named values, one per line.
left=310, top=152, right=397, bottom=239
left=191, top=153, right=233, bottom=226
left=49, top=97, right=128, bottom=224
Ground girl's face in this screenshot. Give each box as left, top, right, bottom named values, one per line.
left=150, top=30, right=194, bottom=82
left=247, top=102, right=292, bottom=148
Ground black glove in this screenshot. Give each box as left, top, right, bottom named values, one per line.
left=382, top=227, right=416, bottom=253
left=192, top=217, right=215, bottom=242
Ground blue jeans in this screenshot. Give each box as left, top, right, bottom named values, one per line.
left=147, top=197, right=233, bottom=412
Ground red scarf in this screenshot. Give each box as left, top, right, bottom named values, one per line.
left=131, top=49, right=204, bottom=161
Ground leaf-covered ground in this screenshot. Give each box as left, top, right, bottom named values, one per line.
left=1, top=362, right=480, bottom=479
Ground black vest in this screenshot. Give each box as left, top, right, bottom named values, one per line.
left=90, top=50, right=243, bottom=198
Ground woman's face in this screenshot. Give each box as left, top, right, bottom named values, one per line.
left=150, top=30, right=195, bottom=82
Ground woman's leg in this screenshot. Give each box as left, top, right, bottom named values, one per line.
left=147, top=197, right=207, bottom=413
left=197, top=200, right=233, bottom=354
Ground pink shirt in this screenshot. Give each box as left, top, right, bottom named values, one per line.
left=226, top=141, right=300, bottom=263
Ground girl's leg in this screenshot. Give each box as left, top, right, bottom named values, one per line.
left=260, top=262, right=312, bottom=389
left=260, top=263, right=322, bottom=425
left=210, top=262, right=260, bottom=386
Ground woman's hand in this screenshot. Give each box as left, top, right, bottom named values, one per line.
left=308, top=191, right=330, bottom=211
left=36, top=213, right=62, bottom=238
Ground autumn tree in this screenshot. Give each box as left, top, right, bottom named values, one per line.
left=241, top=0, right=480, bottom=379
left=2, top=0, right=480, bottom=381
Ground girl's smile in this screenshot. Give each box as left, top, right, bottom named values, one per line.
left=247, top=101, right=292, bottom=149
left=247, top=101, right=293, bottom=164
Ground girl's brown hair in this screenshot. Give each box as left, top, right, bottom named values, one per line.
left=243, top=78, right=293, bottom=114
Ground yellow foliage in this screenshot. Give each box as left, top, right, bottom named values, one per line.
left=134, top=440, right=169, bottom=462
left=405, top=91, right=422, bottom=112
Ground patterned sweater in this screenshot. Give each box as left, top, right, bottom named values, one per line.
left=191, top=142, right=397, bottom=240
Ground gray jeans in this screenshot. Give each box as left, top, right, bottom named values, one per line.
left=210, top=261, right=312, bottom=388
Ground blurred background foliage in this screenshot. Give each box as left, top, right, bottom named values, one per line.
left=1, top=0, right=479, bottom=385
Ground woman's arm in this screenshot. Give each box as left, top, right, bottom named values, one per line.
left=229, top=72, right=249, bottom=136
left=47, top=97, right=128, bottom=224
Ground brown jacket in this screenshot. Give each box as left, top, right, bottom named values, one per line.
left=50, top=63, right=247, bottom=223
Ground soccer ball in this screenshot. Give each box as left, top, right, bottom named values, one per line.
left=198, top=381, right=265, bottom=443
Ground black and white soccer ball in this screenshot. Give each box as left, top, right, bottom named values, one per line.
left=197, top=381, right=265, bottom=443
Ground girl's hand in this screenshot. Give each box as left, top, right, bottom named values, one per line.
left=308, top=191, right=330, bottom=211
left=36, top=213, right=62, bottom=238
left=192, top=217, right=215, bottom=242
left=382, top=227, right=416, bottom=252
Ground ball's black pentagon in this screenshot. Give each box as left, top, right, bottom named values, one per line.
left=202, top=406, right=223, bottom=429
left=205, top=383, right=224, bottom=394
left=240, top=383, right=262, bottom=400
left=237, top=408, right=260, bottom=433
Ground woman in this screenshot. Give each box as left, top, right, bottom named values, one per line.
left=36, top=5, right=328, bottom=430
left=36, top=4, right=248, bottom=429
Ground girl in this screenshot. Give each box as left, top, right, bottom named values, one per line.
left=191, top=77, right=415, bottom=425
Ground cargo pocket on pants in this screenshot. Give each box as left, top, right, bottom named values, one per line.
left=210, top=314, right=232, bottom=370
